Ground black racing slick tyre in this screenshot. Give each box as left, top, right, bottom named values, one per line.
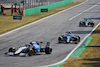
left=79, top=21, right=85, bottom=27
left=79, top=23, right=81, bottom=27
left=74, top=36, right=80, bottom=44
left=58, top=37, right=62, bottom=43
left=9, top=47, right=16, bottom=52
left=91, top=23, right=94, bottom=27
left=77, top=36, right=80, bottom=42
left=45, top=47, right=52, bottom=54
left=75, top=42, right=78, bottom=44
left=28, top=49, right=34, bottom=56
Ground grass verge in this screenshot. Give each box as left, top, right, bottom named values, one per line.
left=61, top=25, right=100, bottom=67
left=0, top=2, right=81, bottom=34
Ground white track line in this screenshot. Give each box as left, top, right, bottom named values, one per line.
left=69, top=2, right=100, bottom=20
left=0, top=0, right=88, bottom=37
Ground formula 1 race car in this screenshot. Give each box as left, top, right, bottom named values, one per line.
left=58, top=32, right=80, bottom=44
left=79, top=18, right=94, bottom=27
left=5, top=41, right=52, bottom=56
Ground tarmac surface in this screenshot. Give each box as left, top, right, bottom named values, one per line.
left=0, top=0, right=100, bottom=67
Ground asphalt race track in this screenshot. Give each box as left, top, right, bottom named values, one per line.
left=0, top=0, right=100, bottom=67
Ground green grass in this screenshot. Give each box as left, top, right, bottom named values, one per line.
left=61, top=25, right=100, bottom=67
left=0, top=2, right=81, bottom=34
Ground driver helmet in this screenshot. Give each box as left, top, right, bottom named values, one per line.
left=68, top=32, right=71, bottom=34
left=30, top=41, right=36, bottom=45
left=84, top=18, right=87, bottom=21
left=12, top=47, right=15, bottom=49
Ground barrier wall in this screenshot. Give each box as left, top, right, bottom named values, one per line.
left=24, top=0, right=73, bottom=16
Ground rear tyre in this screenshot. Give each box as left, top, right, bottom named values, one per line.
left=77, top=36, right=80, bottom=42
left=75, top=41, right=78, bottom=44
left=73, top=38, right=78, bottom=44
left=45, top=47, right=52, bottom=54
left=91, top=23, right=94, bottom=27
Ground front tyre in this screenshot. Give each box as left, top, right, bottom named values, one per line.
left=58, top=37, right=62, bottom=43
left=28, top=49, right=34, bottom=56
left=79, top=21, right=85, bottom=27
left=9, top=47, right=16, bottom=52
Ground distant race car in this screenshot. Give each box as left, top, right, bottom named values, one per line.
left=5, top=41, right=52, bottom=57
left=58, top=32, right=80, bottom=44
left=79, top=18, right=94, bottom=27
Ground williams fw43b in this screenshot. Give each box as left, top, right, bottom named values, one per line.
left=58, top=32, right=80, bottom=44
left=79, top=18, right=94, bottom=27
left=5, top=41, right=52, bottom=57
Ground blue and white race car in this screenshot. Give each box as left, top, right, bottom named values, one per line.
left=58, top=32, right=80, bottom=44
left=79, top=18, right=94, bottom=27
left=5, top=41, right=52, bottom=56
